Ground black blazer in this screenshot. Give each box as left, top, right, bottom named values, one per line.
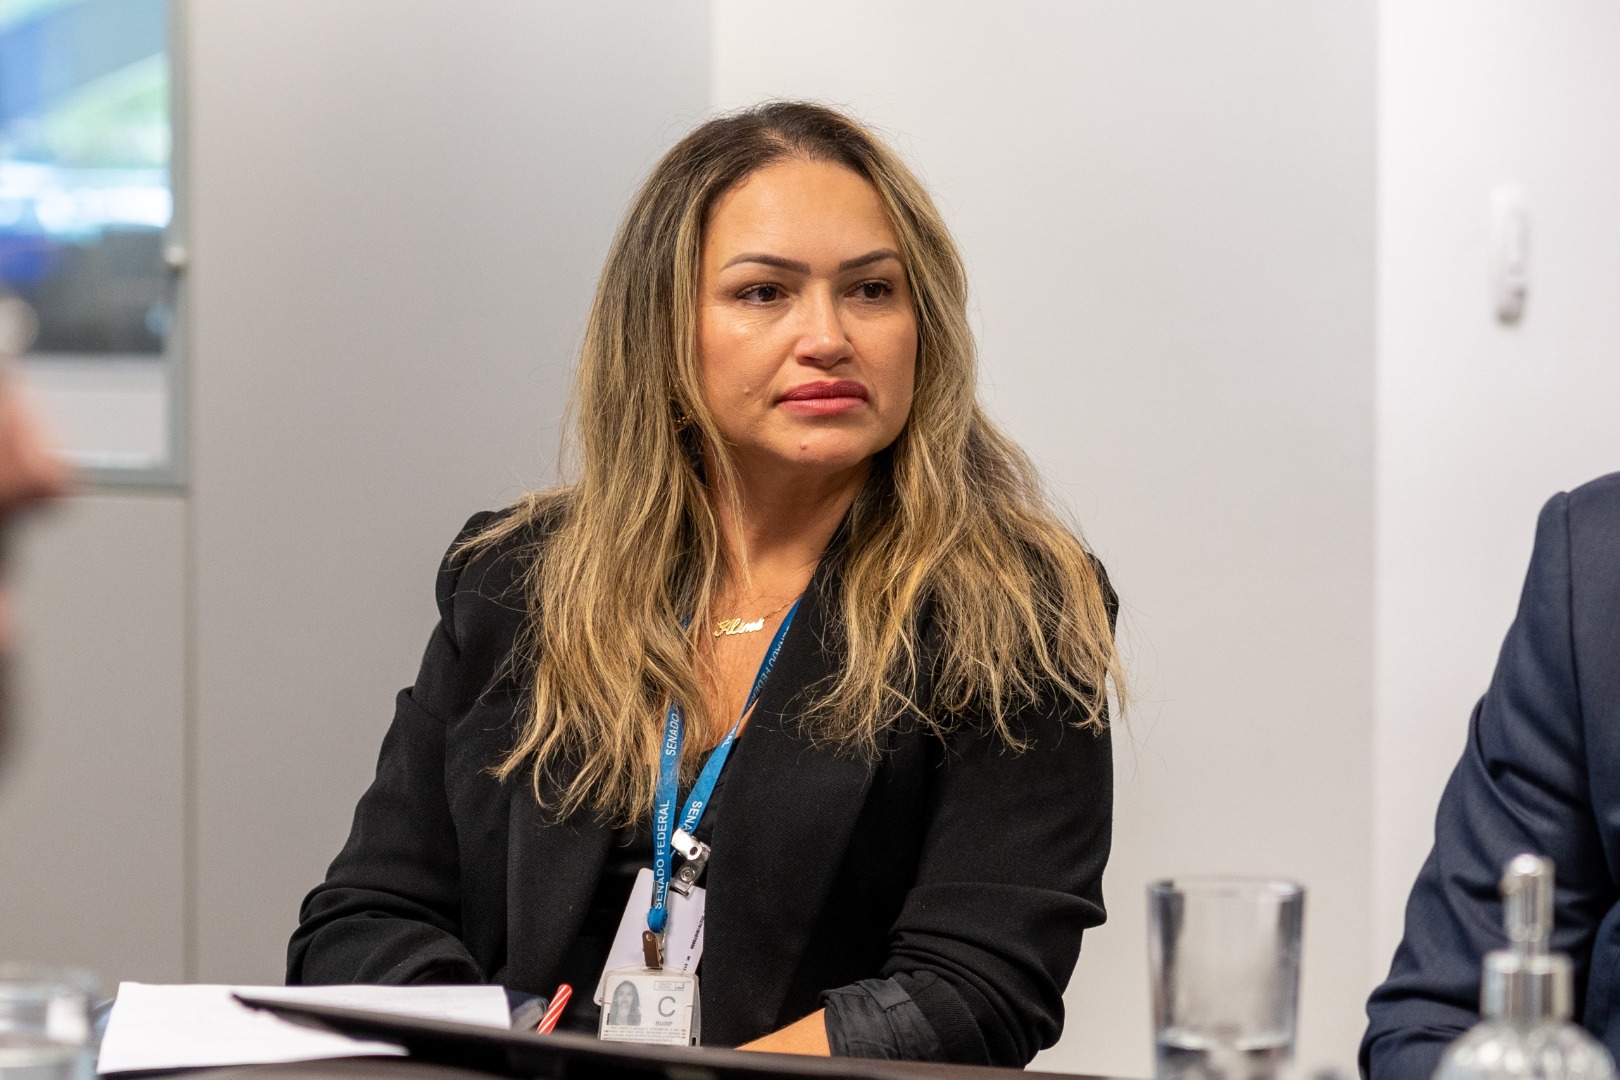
left=288, top=511, right=1114, bottom=1065
left=1363, top=473, right=1620, bottom=1077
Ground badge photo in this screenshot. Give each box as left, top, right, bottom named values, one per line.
left=597, top=968, right=700, bottom=1046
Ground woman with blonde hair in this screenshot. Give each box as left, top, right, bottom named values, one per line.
left=289, top=101, right=1121, bottom=1065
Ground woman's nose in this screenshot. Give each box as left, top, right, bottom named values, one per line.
left=795, top=288, right=854, bottom=367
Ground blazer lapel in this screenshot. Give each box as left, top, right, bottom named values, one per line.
left=701, top=565, right=877, bottom=1044
left=503, top=781, right=612, bottom=992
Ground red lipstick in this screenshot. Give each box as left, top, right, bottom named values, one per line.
left=777, top=380, right=869, bottom=416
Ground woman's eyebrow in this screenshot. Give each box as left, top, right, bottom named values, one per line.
left=719, top=248, right=901, bottom=273
left=721, top=253, right=811, bottom=273
left=837, top=248, right=901, bottom=272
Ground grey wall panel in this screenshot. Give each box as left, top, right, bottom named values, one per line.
left=186, top=1, right=710, bottom=982
left=0, top=494, right=186, bottom=983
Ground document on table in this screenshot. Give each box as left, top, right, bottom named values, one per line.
left=97, top=982, right=512, bottom=1074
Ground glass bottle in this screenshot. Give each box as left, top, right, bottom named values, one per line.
left=1434, top=855, right=1616, bottom=1080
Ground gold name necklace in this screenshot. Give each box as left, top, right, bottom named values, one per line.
left=712, top=595, right=798, bottom=637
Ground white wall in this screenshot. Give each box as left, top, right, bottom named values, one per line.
left=184, top=0, right=711, bottom=982
left=1374, top=1, right=1620, bottom=968
left=713, top=3, right=1376, bottom=1075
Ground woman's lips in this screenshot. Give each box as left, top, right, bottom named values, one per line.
left=777, top=380, right=869, bottom=415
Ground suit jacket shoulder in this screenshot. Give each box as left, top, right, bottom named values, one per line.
left=1566, top=472, right=1620, bottom=716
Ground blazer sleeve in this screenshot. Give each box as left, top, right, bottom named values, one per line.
left=286, top=511, right=499, bottom=986
left=1362, top=491, right=1616, bottom=1078
left=878, top=695, right=1113, bottom=1066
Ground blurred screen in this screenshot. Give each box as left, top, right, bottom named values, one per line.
left=0, top=0, right=171, bottom=356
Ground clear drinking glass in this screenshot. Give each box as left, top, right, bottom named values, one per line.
left=1148, top=877, right=1305, bottom=1080
left=0, top=966, right=99, bottom=1080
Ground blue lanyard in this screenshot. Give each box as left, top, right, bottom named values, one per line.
left=648, top=598, right=801, bottom=936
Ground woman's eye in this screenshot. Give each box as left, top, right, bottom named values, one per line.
left=738, top=284, right=780, bottom=303
left=854, top=280, right=892, bottom=301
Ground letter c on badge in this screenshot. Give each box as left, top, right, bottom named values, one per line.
left=659, top=996, right=676, bottom=1018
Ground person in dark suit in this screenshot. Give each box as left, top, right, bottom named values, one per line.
left=1363, top=471, right=1620, bottom=1078
left=287, top=102, right=1121, bottom=1063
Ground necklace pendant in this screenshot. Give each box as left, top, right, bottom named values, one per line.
left=713, top=617, right=765, bottom=637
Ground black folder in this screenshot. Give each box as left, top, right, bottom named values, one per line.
left=231, top=995, right=1000, bottom=1080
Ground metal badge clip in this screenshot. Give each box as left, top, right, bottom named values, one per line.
left=641, top=929, right=664, bottom=970
left=669, top=828, right=710, bottom=898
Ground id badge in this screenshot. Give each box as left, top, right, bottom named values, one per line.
left=595, top=868, right=706, bottom=1003
left=598, top=968, right=700, bottom=1046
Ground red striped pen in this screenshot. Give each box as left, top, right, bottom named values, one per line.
left=535, top=984, right=572, bottom=1035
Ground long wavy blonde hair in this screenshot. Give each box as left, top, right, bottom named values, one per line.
left=473, top=102, right=1121, bottom=823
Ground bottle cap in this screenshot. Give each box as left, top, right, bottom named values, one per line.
left=1481, top=854, right=1573, bottom=1023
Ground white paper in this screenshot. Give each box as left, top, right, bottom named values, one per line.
left=97, top=982, right=512, bottom=1074
left=594, top=866, right=706, bottom=1005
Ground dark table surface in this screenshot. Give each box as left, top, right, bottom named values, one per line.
left=182, top=1056, right=1121, bottom=1080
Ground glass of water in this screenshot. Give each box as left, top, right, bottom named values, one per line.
left=0, top=965, right=99, bottom=1080
left=1148, top=877, right=1305, bottom=1080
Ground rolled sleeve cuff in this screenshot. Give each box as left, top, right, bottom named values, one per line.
left=821, top=977, right=948, bottom=1062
